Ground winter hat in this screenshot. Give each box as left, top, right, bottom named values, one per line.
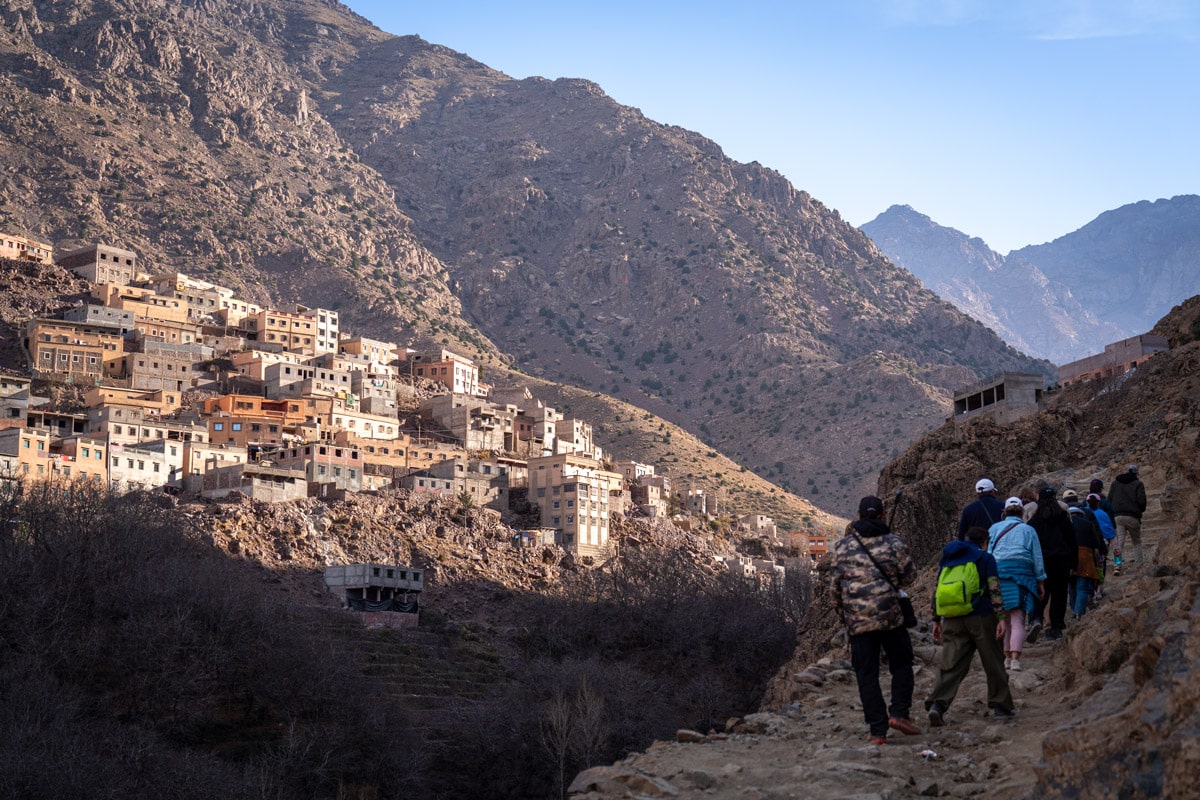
left=1004, top=496, right=1024, bottom=510
left=858, top=496, right=884, bottom=518
left=1127, top=464, right=1139, bottom=473
left=975, top=478, right=996, bottom=493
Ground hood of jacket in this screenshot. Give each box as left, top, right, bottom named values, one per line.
left=939, top=540, right=983, bottom=568
left=1115, top=473, right=1141, bottom=485
left=851, top=518, right=891, bottom=538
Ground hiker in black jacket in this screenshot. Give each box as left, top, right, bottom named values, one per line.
left=1110, top=465, right=1148, bottom=569
left=1027, top=487, right=1077, bottom=642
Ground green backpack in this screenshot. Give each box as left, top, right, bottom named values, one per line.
left=935, top=561, right=982, bottom=618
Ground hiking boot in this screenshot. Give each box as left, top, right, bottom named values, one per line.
left=867, top=734, right=888, bottom=745
left=1027, top=620, right=1043, bottom=644
left=990, top=707, right=1017, bottom=720
left=927, top=703, right=945, bottom=728
left=889, top=717, right=921, bottom=736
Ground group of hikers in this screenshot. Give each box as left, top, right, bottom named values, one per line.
left=828, top=467, right=1148, bottom=744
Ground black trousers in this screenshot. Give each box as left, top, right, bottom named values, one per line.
left=1035, top=554, right=1073, bottom=631
left=850, top=626, right=915, bottom=737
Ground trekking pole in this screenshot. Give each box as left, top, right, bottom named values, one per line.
left=888, top=489, right=903, bottom=530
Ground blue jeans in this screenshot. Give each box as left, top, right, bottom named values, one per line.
left=1069, top=577, right=1094, bottom=617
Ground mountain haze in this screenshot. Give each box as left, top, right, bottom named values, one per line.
left=863, top=197, right=1200, bottom=365
left=0, top=0, right=1047, bottom=513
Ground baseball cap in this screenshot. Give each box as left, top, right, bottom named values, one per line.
left=1090, top=479, right=1104, bottom=492
left=1004, top=496, right=1024, bottom=510
left=1068, top=506, right=1084, bottom=515
left=975, top=478, right=995, bottom=493
left=1039, top=486, right=1057, bottom=497
left=858, top=495, right=884, bottom=518
left=1086, top=493, right=1101, bottom=503
left=1062, top=489, right=1079, bottom=502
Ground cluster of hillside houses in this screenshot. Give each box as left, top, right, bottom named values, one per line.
left=0, top=234, right=782, bottom=560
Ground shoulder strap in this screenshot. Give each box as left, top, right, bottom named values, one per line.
left=851, top=531, right=900, bottom=592
left=989, top=521, right=1020, bottom=553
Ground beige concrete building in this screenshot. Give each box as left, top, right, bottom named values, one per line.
left=952, top=372, right=1047, bottom=426
left=1, top=232, right=52, bottom=264
left=25, top=318, right=127, bottom=380
left=56, top=243, right=137, bottom=284
left=92, top=284, right=189, bottom=324
left=129, top=341, right=213, bottom=393
left=528, top=452, right=622, bottom=559
left=409, top=349, right=481, bottom=395
left=1058, top=334, right=1170, bottom=386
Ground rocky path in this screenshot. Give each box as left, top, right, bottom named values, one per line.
left=570, top=469, right=1168, bottom=800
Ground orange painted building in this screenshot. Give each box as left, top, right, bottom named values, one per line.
left=1, top=232, right=52, bottom=264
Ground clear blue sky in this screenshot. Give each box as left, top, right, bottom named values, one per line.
left=342, top=1, right=1199, bottom=253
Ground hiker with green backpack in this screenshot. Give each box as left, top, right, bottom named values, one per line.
left=925, top=526, right=1015, bottom=726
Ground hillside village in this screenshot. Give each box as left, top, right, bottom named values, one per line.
left=0, top=232, right=797, bottom=568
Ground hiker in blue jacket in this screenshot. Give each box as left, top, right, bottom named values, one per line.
left=989, top=498, right=1046, bottom=672
left=926, top=527, right=1014, bottom=726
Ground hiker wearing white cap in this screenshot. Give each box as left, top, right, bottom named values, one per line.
left=988, top=498, right=1045, bottom=671
left=957, top=478, right=1005, bottom=541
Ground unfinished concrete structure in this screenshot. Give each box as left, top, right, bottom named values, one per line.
left=56, top=243, right=138, bottom=285
left=324, top=563, right=424, bottom=629
left=952, top=372, right=1046, bottom=426
left=1058, top=334, right=1169, bottom=386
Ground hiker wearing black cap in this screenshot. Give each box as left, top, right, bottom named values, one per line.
left=1089, top=478, right=1116, bottom=518
left=830, top=495, right=920, bottom=744
left=1110, top=465, right=1148, bottom=569
left=956, top=478, right=1005, bottom=541
left=1067, top=504, right=1105, bottom=619
left=1028, top=487, right=1077, bottom=641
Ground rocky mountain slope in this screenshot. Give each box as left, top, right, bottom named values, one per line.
left=571, top=295, right=1200, bottom=798
left=0, top=0, right=1047, bottom=514
left=862, top=198, right=1200, bottom=365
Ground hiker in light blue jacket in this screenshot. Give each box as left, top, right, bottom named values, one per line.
left=988, top=498, right=1046, bottom=672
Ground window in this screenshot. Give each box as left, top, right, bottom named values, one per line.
left=552, top=501, right=560, bottom=509
left=213, top=422, right=224, bottom=431
left=232, top=423, right=242, bottom=431
left=552, top=516, right=560, bottom=526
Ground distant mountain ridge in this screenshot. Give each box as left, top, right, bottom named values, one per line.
left=862, top=197, right=1200, bottom=364
left=0, top=0, right=1047, bottom=513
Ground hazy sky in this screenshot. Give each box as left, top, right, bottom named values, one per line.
left=342, top=1, right=1199, bottom=253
